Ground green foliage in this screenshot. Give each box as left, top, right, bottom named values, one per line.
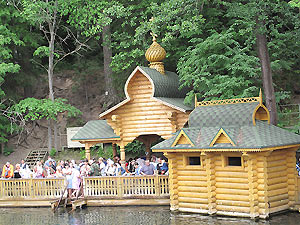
left=125, top=140, right=145, bottom=155
left=95, top=145, right=114, bottom=159
left=3, top=145, right=14, bottom=156
left=289, top=0, right=300, bottom=8
left=79, top=149, right=86, bottom=160
left=50, top=148, right=57, bottom=157
left=14, top=98, right=82, bottom=121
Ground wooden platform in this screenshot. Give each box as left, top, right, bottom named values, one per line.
left=0, top=197, right=169, bottom=208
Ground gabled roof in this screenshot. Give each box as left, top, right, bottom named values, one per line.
left=71, top=120, right=120, bottom=141
left=152, top=121, right=300, bottom=151
left=99, top=66, right=192, bottom=118
left=171, top=129, right=195, bottom=147
left=209, top=128, right=236, bottom=147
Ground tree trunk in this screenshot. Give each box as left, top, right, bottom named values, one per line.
left=54, top=120, right=58, bottom=151
left=48, top=120, right=52, bottom=151
left=48, top=25, right=55, bottom=151
left=256, top=19, right=278, bottom=125
left=102, top=25, right=118, bottom=107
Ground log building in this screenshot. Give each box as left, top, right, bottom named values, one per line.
left=152, top=93, right=300, bottom=218
left=72, top=36, right=192, bottom=162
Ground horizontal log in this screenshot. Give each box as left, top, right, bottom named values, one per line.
left=215, top=188, right=249, bottom=196
left=268, top=177, right=288, bottom=186
left=269, top=204, right=289, bottom=214
left=178, top=197, right=208, bottom=204
left=215, top=183, right=249, bottom=190
left=267, top=160, right=286, bottom=168
left=268, top=193, right=289, bottom=203
left=215, top=166, right=246, bottom=172
left=178, top=202, right=209, bottom=210
left=268, top=183, right=288, bottom=191
left=267, top=166, right=287, bottom=173
left=269, top=199, right=289, bottom=208
left=178, top=192, right=208, bottom=199
left=177, top=176, right=207, bottom=182
left=215, top=171, right=248, bottom=178
left=178, top=170, right=206, bottom=177
left=178, top=186, right=208, bottom=193
left=215, top=194, right=250, bottom=202
left=215, top=177, right=248, bottom=184
left=287, top=179, right=296, bottom=185
left=216, top=205, right=250, bottom=213
left=268, top=187, right=288, bottom=197
left=177, top=181, right=208, bottom=187
left=216, top=199, right=250, bottom=207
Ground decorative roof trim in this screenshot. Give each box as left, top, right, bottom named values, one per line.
left=153, top=97, right=186, bottom=113
left=152, top=144, right=300, bottom=152
left=196, top=96, right=260, bottom=107
left=209, top=128, right=236, bottom=147
left=171, top=129, right=195, bottom=147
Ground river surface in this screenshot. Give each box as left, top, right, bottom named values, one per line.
left=0, top=206, right=299, bottom=225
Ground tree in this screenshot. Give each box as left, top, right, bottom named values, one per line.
left=12, top=0, right=89, bottom=150
left=63, top=0, right=128, bottom=107
left=0, top=1, right=24, bottom=153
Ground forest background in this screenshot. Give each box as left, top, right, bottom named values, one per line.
left=0, top=0, right=300, bottom=160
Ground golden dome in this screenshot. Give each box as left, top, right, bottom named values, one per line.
left=145, top=34, right=166, bottom=74
left=145, top=39, right=166, bottom=62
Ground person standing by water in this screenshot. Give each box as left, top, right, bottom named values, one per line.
left=63, top=163, right=73, bottom=199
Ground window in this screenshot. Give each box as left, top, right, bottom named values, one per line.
left=188, top=157, right=201, bottom=165
left=228, top=157, right=242, bottom=166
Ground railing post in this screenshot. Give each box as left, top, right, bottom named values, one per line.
left=154, top=175, right=160, bottom=196
left=29, top=175, right=34, bottom=197
left=117, top=176, right=123, bottom=197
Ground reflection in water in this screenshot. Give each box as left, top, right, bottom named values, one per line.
left=0, top=207, right=299, bottom=225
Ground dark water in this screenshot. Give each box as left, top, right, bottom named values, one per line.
left=0, top=206, right=299, bottom=225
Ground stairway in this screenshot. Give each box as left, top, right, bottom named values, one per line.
left=24, top=149, right=48, bottom=170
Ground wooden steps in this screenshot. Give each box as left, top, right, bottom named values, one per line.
left=24, top=149, right=48, bottom=169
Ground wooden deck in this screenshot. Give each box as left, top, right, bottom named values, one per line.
left=0, top=175, right=169, bottom=207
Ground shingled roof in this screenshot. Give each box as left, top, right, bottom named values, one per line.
left=189, top=102, right=258, bottom=127
left=152, top=101, right=300, bottom=152
left=71, top=120, right=120, bottom=141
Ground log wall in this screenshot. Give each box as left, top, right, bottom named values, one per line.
left=169, top=149, right=298, bottom=218
left=214, top=153, right=250, bottom=215
left=103, top=71, right=189, bottom=145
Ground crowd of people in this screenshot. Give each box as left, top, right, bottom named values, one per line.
left=0, top=154, right=168, bottom=198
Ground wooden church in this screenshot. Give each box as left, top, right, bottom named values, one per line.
left=152, top=93, right=300, bottom=219
left=72, top=35, right=192, bottom=162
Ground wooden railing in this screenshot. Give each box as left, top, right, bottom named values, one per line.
left=84, top=175, right=169, bottom=197
left=0, top=176, right=169, bottom=200
left=0, top=178, right=65, bottom=199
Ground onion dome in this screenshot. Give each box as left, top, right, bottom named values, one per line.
left=145, top=34, right=166, bottom=74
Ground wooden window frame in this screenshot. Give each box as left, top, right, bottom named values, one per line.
left=183, top=153, right=204, bottom=169
left=221, top=153, right=245, bottom=170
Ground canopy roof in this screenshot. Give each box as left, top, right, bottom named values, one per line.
left=71, top=120, right=120, bottom=142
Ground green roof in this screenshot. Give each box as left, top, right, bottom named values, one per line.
left=139, top=66, right=190, bottom=98
left=154, top=97, right=193, bottom=111
left=71, top=120, right=119, bottom=141
left=189, top=102, right=258, bottom=127
left=152, top=121, right=300, bottom=150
